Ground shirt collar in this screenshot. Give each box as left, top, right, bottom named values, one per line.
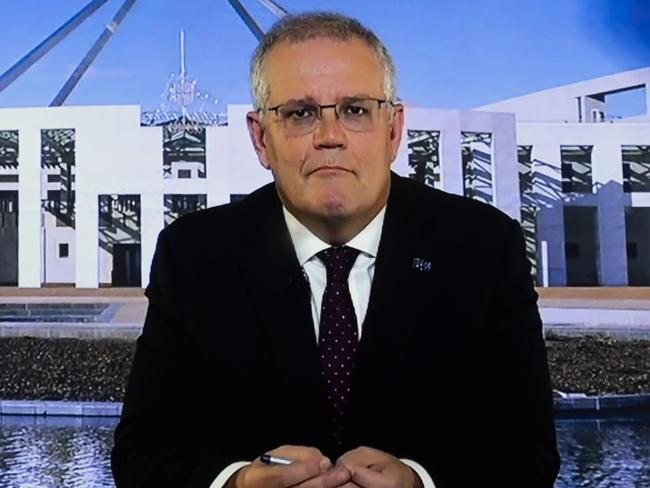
left=283, top=206, right=386, bottom=266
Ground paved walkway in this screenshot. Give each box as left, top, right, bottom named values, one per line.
left=1, top=287, right=650, bottom=340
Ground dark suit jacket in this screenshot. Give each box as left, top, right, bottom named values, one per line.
left=112, top=172, right=560, bottom=487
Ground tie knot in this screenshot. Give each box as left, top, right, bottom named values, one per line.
left=316, top=246, right=360, bottom=282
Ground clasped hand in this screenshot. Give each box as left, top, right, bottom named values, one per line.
left=230, top=445, right=423, bottom=488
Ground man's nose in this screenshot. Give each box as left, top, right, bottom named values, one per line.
left=312, top=109, right=347, bottom=149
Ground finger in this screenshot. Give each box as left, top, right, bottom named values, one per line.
left=268, top=445, right=326, bottom=464
left=335, top=446, right=370, bottom=465
left=254, top=446, right=331, bottom=487
left=336, top=446, right=386, bottom=468
left=337, top=456, right=385, bottom=475
left=350, top=466, right=390, bottom=488
left=270, top=459, right=336, bottom=487
left=292, top=466, right=351, bottom=488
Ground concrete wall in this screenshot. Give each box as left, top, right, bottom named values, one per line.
left=0, top=102, right=595, bottom=290
left=478, top=67, right=650, bottom=123
left=517, top=122, right=650, bottom=285
left=403, top=106, right=520, bottom=219
left=43, top=213, right=75, bottom=284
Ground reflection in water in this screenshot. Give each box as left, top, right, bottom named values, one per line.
left=555, top=415, right=650, bottom=487
left=0, top=416, right=117, bottom=487
left=0, top=415, right=649, bottom=486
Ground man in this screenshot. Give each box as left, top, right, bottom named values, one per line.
left=112, top=12, right=560, bottom=488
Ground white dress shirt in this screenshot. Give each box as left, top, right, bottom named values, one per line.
left=210, top=206, right=435, bottom=488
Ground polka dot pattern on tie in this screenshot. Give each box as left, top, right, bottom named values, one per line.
left=316, top=245, right=360, bottom=446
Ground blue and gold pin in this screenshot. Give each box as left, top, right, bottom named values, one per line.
left=412, top=257, right=432, bottom=272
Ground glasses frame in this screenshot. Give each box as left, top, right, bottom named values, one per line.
left=259, top=97, right=399, bottom=136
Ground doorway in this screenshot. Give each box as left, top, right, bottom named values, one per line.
left=111, top=243, right=141, bottom=287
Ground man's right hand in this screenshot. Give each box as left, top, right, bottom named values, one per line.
left=225, top=445, right=352, bottom=488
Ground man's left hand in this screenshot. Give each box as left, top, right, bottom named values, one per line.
left=334, top=446, right=423, bottom=488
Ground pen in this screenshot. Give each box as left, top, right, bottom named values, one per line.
left=260, top=454, right=294, bottom=465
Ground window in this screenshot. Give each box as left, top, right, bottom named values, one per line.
left=230, top=194, right=248, bottom=203
left=163, top=126, right=207, bottom=179
left=0, top=130, right=18, bottom=169
left=98, top=195, right=113, bottom=228
left=461, top=132, right=493, bottom=204
left=407, top=130, right=440, bottom=188
left=590, top=109, right=605, bottom=123
left=622, top=145, right=650, bottom=193
left=518, top=146, right=533, bottom=194
left=163, top=194, right=207, bottom=227
left=561, top=145, right=593, bottom=193
left=59, top=243, right=69, bottom=258
left=178, top=169, right=192, bottom=179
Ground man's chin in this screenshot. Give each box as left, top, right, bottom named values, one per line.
left=314, top=198, right=348, bottom=215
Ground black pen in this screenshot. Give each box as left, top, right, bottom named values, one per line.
left=260, top=454, right=294, bottom=465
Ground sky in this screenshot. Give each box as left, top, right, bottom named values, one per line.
left=0, top=0, right=648, bottom=112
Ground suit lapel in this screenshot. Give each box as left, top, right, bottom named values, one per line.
left=350, top=173, right=447, bottom=407
left=234, top=175, right=450, bottom=449
left=236, top=185, right=330, bottom=420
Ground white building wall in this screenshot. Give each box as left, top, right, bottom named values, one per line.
left=403, top=107, right=463, bottom=195
left=0, top=103, right=529, bottom=289
left=402, top=107, right=519, bottom=218
left=517, top=122, right=650, bottom=286
left=16, top=126, right=42, bottom=288
left=43, top=214, right=75, bottom=284
left=478, top=67, right=650, bottom=123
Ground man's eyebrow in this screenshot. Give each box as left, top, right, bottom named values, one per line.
left=277, top=97, right=317, bottom=105
left=340, top=94, right=374, bottom=101
left=278, top=94, right=378, bottom=106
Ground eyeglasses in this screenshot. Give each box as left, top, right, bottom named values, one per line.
left=260, top=97, right=397, bottom=137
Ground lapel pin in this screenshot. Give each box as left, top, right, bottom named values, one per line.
left=412, top=257, right=432, bottom=273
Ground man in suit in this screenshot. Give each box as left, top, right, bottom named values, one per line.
left=112, top=12, right=560, bottom=488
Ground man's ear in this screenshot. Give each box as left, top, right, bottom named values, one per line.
left=246, top=111, right=271, bottom=170
left=388, top=103, right=405, bottom=162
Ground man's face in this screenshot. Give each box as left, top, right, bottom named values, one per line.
left=248, top=37, right=404, bottom=226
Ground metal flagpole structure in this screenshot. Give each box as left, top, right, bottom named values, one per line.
left=225, top=0, right=265, bottom=41
left=0, top=0, right=111, bottom=94
left=0, top=0, right=288, bottom=104
left=50, top=0, right=139, bottom=106
left=256, top=0, right=289, bottom=17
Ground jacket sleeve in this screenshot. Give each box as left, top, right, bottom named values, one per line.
left=470, top=217, right=561, bottom=487
left=111, top=228, right=240, bottom=487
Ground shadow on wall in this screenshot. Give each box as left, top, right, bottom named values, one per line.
left=520, top=159, right=648, bottom=286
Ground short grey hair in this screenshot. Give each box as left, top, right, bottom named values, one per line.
left=250, top=12, right=397, bottom=109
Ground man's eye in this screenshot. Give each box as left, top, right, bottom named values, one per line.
left=285, top=107, right=316, bottom=120
left=342, top=104, right=369, bottom=116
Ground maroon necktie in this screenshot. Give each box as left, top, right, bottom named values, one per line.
left=316, top=246, right=360, bottom=446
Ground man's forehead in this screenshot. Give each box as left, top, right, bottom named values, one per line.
left=264, top=37, right=384, bottom=100
left=266, top=36, right=379, bottom=65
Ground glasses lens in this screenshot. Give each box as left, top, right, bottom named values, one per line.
left=338, top=99, right=379, bottom=132
left=278, top=103, right=319, bottom=137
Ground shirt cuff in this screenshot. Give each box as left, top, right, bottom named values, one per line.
left=400, top=458, right=436, bottom=488
left=209, top=461, right=252, bottom=488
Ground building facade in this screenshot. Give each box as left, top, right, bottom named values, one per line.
left=479, top=67, right=650, bottom=286
left=0, top=104, right=517, bottom=288
left=1, top=67, right=648, bottom=288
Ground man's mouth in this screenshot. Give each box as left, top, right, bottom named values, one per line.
left=309, top=166, right=351, bottom=175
